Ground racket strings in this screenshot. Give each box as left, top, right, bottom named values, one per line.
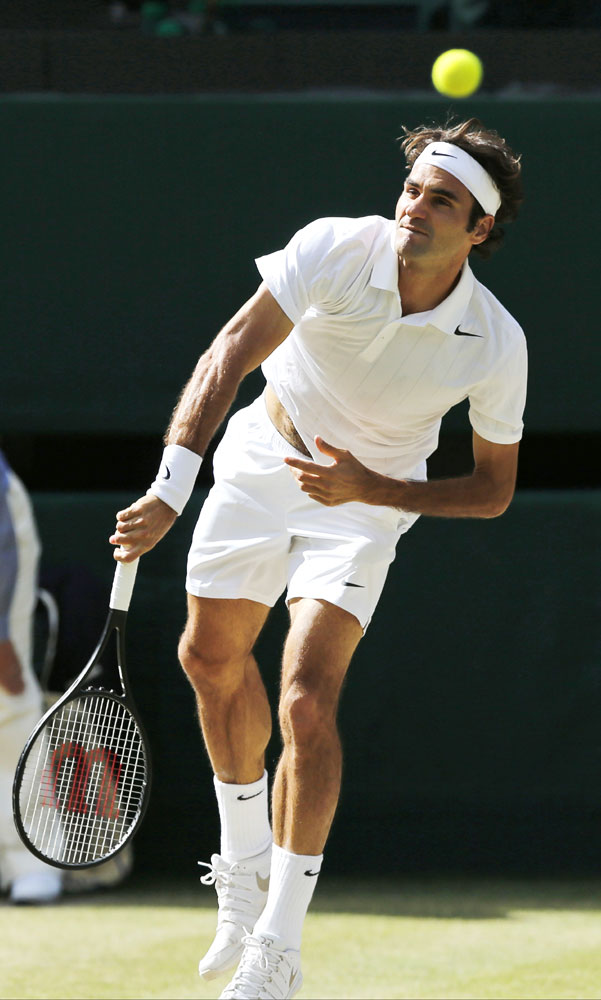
left=18, top=693, right=148, bottom=866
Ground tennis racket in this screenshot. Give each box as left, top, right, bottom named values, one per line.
left=12, top=556, right=151, bottom=870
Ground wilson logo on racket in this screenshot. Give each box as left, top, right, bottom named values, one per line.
left=41, top=740, right=123, bottom=819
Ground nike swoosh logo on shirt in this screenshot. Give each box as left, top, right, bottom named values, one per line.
left=454, top=327, right=483, bottom=338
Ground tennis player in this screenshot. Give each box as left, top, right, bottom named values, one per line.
left=111, top=118, right=526, bottom=999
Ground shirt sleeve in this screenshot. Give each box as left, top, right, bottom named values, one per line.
left=255, top=218, right=354, bottom=324
left=468, top=332, right=528, bottom=444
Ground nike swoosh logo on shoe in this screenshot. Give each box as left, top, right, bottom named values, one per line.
left=289, top=967, right=303, bottom=996
left=255, top=872, right=270, bottom=892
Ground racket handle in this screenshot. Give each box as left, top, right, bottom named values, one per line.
left=110, top=555, right=140, bottom=612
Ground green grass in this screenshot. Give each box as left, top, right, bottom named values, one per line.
left=2, top=875, right=601, bottom=999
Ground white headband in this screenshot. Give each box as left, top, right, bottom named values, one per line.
left=413, top=141, right=501, bottom=217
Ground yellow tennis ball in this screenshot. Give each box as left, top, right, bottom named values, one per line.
left=431, top=49, right=483, bottom=98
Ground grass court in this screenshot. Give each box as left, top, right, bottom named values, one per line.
left=2, top=874, right=601, bottom=999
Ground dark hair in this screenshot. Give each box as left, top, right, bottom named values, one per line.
left=399, top=118, right=523, bottom=260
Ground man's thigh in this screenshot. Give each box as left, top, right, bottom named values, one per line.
left=182, top=595, right=271, bottom=664
left=282, top=597, right=364, bottom=706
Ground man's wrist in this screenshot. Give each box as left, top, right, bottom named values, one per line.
left=365, top=470, right=409, bottom=509
left=147, top=444, right=203, bottom=515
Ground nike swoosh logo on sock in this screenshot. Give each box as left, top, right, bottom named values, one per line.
left=237, top=790, right=264, bottom=801
left=304, top=869, right=320, bottom=877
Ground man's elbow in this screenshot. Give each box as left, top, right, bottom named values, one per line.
left=482, top=485, right=515, bottom=518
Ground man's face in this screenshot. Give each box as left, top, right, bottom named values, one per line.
left=394, top=162, right=492, bottom=267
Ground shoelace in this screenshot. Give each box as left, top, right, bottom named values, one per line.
left=198, top=858, right=265, bottom=926
left=223, top=934, right=292, bottom=999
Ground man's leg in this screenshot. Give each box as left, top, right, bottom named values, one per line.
left=222, top=597, right=362, bottom=999
left=272, top=596, right=363, bottom=855
left=179, top=594, right=271, bottom=785
left=179, top=594, right=275, bottom=981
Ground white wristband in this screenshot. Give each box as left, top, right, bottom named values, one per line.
left=147, top=444, right=202, bottom=515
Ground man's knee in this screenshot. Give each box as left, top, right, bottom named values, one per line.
left=178, top=628, right=247, bottom=688
left=178, top=597, right=266, bottom=690
left=279, top=683, right=336, bottom=750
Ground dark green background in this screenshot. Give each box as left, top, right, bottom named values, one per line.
left=1, top=93, right=599, bottom=434
left=2, top=93, right=600, bottom=874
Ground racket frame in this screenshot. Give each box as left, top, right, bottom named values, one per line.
left=13, top=593, right=152, bottom=870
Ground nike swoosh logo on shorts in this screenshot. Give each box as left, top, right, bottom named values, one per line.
left=162, top=466, right=171, bottom=479
left=343, top=581, right=365, bottom=588
left=237, top=790, right=264, bottom=801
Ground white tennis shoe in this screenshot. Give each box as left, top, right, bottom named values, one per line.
left=197, top=847, right=271, bottom=981
left=9, top=870, right=62, bottom=905
left=219, top=933, right=303, bottom=999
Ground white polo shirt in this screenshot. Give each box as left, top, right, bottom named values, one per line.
left=257, top=215, right=527, bottom=479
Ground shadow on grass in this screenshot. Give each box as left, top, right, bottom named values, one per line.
left=32, top=871, right=601, bottom=921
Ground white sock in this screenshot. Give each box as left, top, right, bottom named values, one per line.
left=213, top=770, right=272, bottom=863
left=253, top=844, right=323, bottom=951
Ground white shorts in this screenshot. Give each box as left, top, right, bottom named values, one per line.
left=186, top=395, right=420, bottom=631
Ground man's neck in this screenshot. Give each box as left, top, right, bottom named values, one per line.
left=397, top=257, right=464, bottom=317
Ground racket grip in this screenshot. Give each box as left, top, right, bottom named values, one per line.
left=110, top=555, right=140, bottom=612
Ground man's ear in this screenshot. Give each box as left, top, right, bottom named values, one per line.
left=471, top=214, right=495, bottom=246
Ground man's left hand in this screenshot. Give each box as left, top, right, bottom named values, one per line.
left=284, top=437, right=379, bottom=506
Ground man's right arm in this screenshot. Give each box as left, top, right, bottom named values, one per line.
left=164, top=282, right=293, bottom=456
left=110, top=283, right=293, bottom=562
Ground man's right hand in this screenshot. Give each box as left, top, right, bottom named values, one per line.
left=110, top=494, right=178, bottom=563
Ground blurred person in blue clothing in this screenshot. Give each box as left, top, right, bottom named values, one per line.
left=0, top=450, right=62, bottom=903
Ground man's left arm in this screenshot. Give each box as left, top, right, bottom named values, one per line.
left=284, top=430, right=519, bottom=519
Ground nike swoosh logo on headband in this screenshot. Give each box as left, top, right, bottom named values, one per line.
left=431, top=151, right=457, bottom=158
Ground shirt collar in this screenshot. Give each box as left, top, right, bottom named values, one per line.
left=369, top=221, right=400, bottom=293
left=425, top=258, right=475, bottom=336
left=370, top=220, right=475, bottom=336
